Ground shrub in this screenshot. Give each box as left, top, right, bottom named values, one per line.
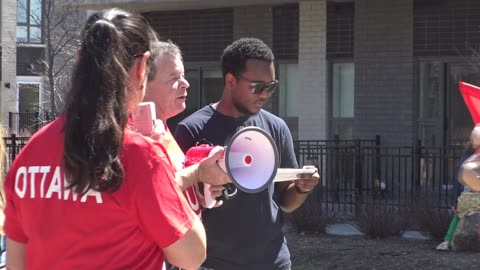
left=288, top=190, right=335, bottom=234
left=409, top=194, right=452, bottom=240
left=356, top=200, right=409, bottom=239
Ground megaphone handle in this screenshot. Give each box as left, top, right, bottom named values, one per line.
left=203, top=183, right=217, bottom=209
left=223, top=185, right=238, bottom=200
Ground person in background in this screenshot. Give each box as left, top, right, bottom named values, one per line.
left=144, top=40, right=230, bottom=217
left=436, top=123, right=480, bottom=250
left=175, top=37, right=320, bottom=270
left=0, top=127, right=6, bottom=269
left=144, top=40, right=231, bottom=270
left=436, top=140, right=474, bottom=251
left=4, top=9, right=206, bottom=269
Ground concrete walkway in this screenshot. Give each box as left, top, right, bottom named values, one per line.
left=326, top=223, right=430, bottom=240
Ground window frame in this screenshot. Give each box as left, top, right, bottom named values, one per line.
left=275, top=60, right=299, bottom=118
left=415, top=55, right=480, bottom=146
left=328, top=59, right=355, bottom=140
left=17, top=0, right=43, bottom=44
left=16, top=76, right=44, bottom=113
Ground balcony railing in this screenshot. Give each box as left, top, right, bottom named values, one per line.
left=8, top=112, right=52, bottom=134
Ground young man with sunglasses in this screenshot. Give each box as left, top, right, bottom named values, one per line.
left=175, top=38, right=319, bottom=270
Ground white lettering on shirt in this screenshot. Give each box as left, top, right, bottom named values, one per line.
left=39, top=166, right=51, bottom=198
left=15, top=166, right=27, bottom=198
left=63, top=177, right=79, bottom=202
left=14, top=165, right=103, bottom=204
left=81, top=189, right=103, bottom=204
left=45, top=166, right=62, bottom=199
left=185, top=189, right=200, bottom=213
left=28, top=166, right=40, bottom=198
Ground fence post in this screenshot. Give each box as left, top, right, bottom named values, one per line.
left=35, top=112, right=40, bottom=131
left=8, top=112, right=12, bottom=129
left=375, top=135, right=381, bottom=183
left=413, top=139, right=422, bottom=192
left=11, top=134, right=17, bottom=161
left=354, top=139, right=363, bottom=217
left=355, top=139, right=363, bottom=190
left=332, top=134, right=340, bottom=202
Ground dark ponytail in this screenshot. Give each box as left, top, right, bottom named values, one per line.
left=63, top=9, right=155, bottom=194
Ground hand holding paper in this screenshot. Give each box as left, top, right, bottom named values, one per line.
left=293, top=165, right=320, bottom=193
left=274, top=167, right=318, bottom=182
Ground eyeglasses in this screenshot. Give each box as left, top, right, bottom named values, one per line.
left=235, top=74, right=279, bottom=95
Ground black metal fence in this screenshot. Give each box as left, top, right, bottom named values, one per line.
left=3, top=134, right=31, bottom=166
left=295, top=139, right=465, bottom=217
left=3, top=133, right=466, bottom=217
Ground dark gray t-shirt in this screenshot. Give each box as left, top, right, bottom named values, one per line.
left=175, top=105, right=298, bottom=270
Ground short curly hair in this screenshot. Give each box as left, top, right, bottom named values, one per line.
left=221, top=37, right=274, bottom=79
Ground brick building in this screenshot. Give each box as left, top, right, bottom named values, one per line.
left=6, top=0, right=480, bottom=147
left=1, top=0, right=46, bottom=132
left=1, top=0, right=20, bottom=128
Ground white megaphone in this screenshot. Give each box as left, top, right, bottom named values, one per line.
left=185, top=126, right=279, bottom=208
left=185, top=126, right=318, bottom=208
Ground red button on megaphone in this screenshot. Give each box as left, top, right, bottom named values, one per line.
left=185, top=127, right=279, bottom=208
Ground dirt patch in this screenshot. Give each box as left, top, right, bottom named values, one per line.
left=286, top=232, right=480, bottom=270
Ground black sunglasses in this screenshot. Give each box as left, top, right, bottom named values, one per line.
left=235, top=74, right=279, bottom=95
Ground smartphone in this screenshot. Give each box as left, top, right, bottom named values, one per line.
left=131, top=102, right=156, bottom=136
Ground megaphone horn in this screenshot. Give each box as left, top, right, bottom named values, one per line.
left=184, top=127, right=279, bottom=208
left=224, top=126, right=279, bottom=193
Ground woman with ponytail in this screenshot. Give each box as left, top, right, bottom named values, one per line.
left=3, top=9, right=205, bottom=270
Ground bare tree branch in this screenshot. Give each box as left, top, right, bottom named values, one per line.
left=24, top=0, right=84, bottom=116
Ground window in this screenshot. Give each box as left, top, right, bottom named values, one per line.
left=277, top=62, right=299, bottom=139
left=447, top=63, right=480, bottom=145
left=278, top=63, right=299, bottom=118
left=331, top=63, right=354, bottom=139
left=17, top=76, right=43, bottom=113
left=201, top=69, right=223, bottom=106
left=17, top=0, right=42, bottom=43
left=417, top=62, right=442, bottom=146
left=15, top=76, right=44, bottom=132
left=417, top=61, right=480, bottom=146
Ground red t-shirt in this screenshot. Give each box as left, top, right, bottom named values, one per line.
left=4, top=116, right=196, bottom=269
left=157, top=126, right=201, bottom=218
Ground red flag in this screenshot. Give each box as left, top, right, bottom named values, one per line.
left=459, top=81, right=480, bottom=124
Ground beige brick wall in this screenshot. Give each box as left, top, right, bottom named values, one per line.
left=298, top=0, right=327, bottom=140
left=233, top=6, right=273, bottom=48
left=233, top=5, right=275, bottom=112
left=354, top=0, right=414, bottom=146
left=1, top=0, right=19, bottom=129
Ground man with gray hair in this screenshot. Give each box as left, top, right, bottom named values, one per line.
left=144, top=40, right=230, bottom=219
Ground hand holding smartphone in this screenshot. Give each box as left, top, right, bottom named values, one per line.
left=131, top=102, right=156, bottom=136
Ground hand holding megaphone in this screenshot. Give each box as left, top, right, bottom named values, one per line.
left=195, top=146, right=231, bottom=186
left=195, top=184, right=226, bottom=208
left=195, top=146, right=232, bottom=208
left=185, top=127, right=280, bottom=208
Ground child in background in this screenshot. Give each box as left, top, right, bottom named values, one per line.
left=436, top=141, right=475, bottom=250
